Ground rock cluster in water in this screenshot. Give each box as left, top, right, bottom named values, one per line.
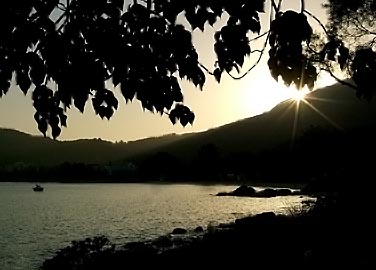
left=216, top=185, right=301, bottom=197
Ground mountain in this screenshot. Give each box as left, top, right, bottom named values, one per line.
left=127, top=82, right=376, bottom=162
left=0, top=128, right=191, bottom=166
left=1, top=81, right=376, bottom=173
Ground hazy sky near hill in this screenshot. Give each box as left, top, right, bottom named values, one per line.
left=0, top=0, right=335, bottom=142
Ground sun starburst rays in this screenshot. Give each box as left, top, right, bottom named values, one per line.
left=287, top=89, right=343, bottom=150
left=290, top=96, right=301, bottom=150
left=300, top=98, right=343, bottom=130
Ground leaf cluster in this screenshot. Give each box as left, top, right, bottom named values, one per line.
left=352, top=48, right=376, bottom=100
left=268, top=11, right=316, bottom=90
left=0, top=1, right=269, bottom=138
left=212, top=0, right=265, bottom=82
left=324, top=0, right=376, bottom=99
left=3, top=0, right=374, bottom=138
left=0, top=1, right=201, bottom=137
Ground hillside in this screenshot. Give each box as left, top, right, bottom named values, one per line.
left=1, top=81, right=376, bottom=174
left=0, top=129, right=191, bottom=166
left=126, top=82, right=376, bottom=162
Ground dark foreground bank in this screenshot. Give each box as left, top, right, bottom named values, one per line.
left=41, top=194, right=374, bottom=270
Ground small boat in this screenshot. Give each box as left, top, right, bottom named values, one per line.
left=33, top=184, right=44, bottom=192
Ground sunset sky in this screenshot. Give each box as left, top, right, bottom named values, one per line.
left=0, top=0, right=335, bottom=142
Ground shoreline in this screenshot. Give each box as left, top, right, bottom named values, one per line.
left=1, top=183, right=308, bottom=270
left=0, top=179, right=305, bottom=189
left=41, top=193, right=373, bottom=269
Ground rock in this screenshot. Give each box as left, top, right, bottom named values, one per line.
left=255, top=211, right=276, bottom=219
left=293, top=190, right=302, bottom=195
left=194, top=226, right=204, bottom=233
left=217, top=186, right=297, bottom=198
left=152, top=236, right=172, bottom=248
left=235, top=211, right=276, bottom=227
left=276, top=188, right=292, bottom=196
left=257, top=188, right=277, bottom=197
left=218, top=222, right=234, bottom=229
left=232, top=185, right=256, bottom=196
left=172, top=228, right=187, bottom=235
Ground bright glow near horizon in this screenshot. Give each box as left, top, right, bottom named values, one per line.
left=238, top=69, right=337, bottom=116
left=291, top=88, right=310, bottom=101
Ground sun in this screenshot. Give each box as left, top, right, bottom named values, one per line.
left=237, top=71, right=336, bottom=119
left=290, top=87, right=311, bottom=101
left=287, top=71, right=338, bottom=102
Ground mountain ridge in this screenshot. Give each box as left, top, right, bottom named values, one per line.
left=1, top=82, right=376, bottom=169
left=130, top=82, right=376, bottom=161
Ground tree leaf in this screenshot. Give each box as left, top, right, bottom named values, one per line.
left=214, top=68, right=222, bottom=83
left=16, top=70, right=31, bottom=95
left=338, top=45, right=349, bottom=70
left=52, top=125, right=61, bottom=140
left=38, top=119, right=48, bottom=137
left=73, top=94, right=88, bottom=113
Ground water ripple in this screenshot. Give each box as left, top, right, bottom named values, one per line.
left=0, top=183, right=305, bottom=269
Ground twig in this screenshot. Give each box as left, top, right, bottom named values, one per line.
left=225, top=0, right=274, bottom=80
left=303, top=10, right=329, bottom=37
left=271, top=0, right=278, bottom=13
left=198, top=63, right=214, bottom=76
left=300, top=0, right=305, bottom=13
left=321, top=67, right=358, bottom=90
left=277, top=0, right=282, bottom=11
left=249, top=31, right=269, bottom=42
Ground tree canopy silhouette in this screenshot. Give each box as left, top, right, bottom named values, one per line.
left=0, top=0, right=372, bottom=138
left=324, top=0, right=376, bottom=99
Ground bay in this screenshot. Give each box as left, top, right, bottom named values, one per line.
left=0, top=182, right=305, bottom=270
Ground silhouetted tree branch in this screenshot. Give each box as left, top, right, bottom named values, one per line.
left=303, top=10, right=329, bottom=37
left=321, top=67, right=358, bottom=90
left=0, top=0, right=374, bottom=138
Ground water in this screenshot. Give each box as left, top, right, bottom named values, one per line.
left=0, top=182, right=305, bottom=270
